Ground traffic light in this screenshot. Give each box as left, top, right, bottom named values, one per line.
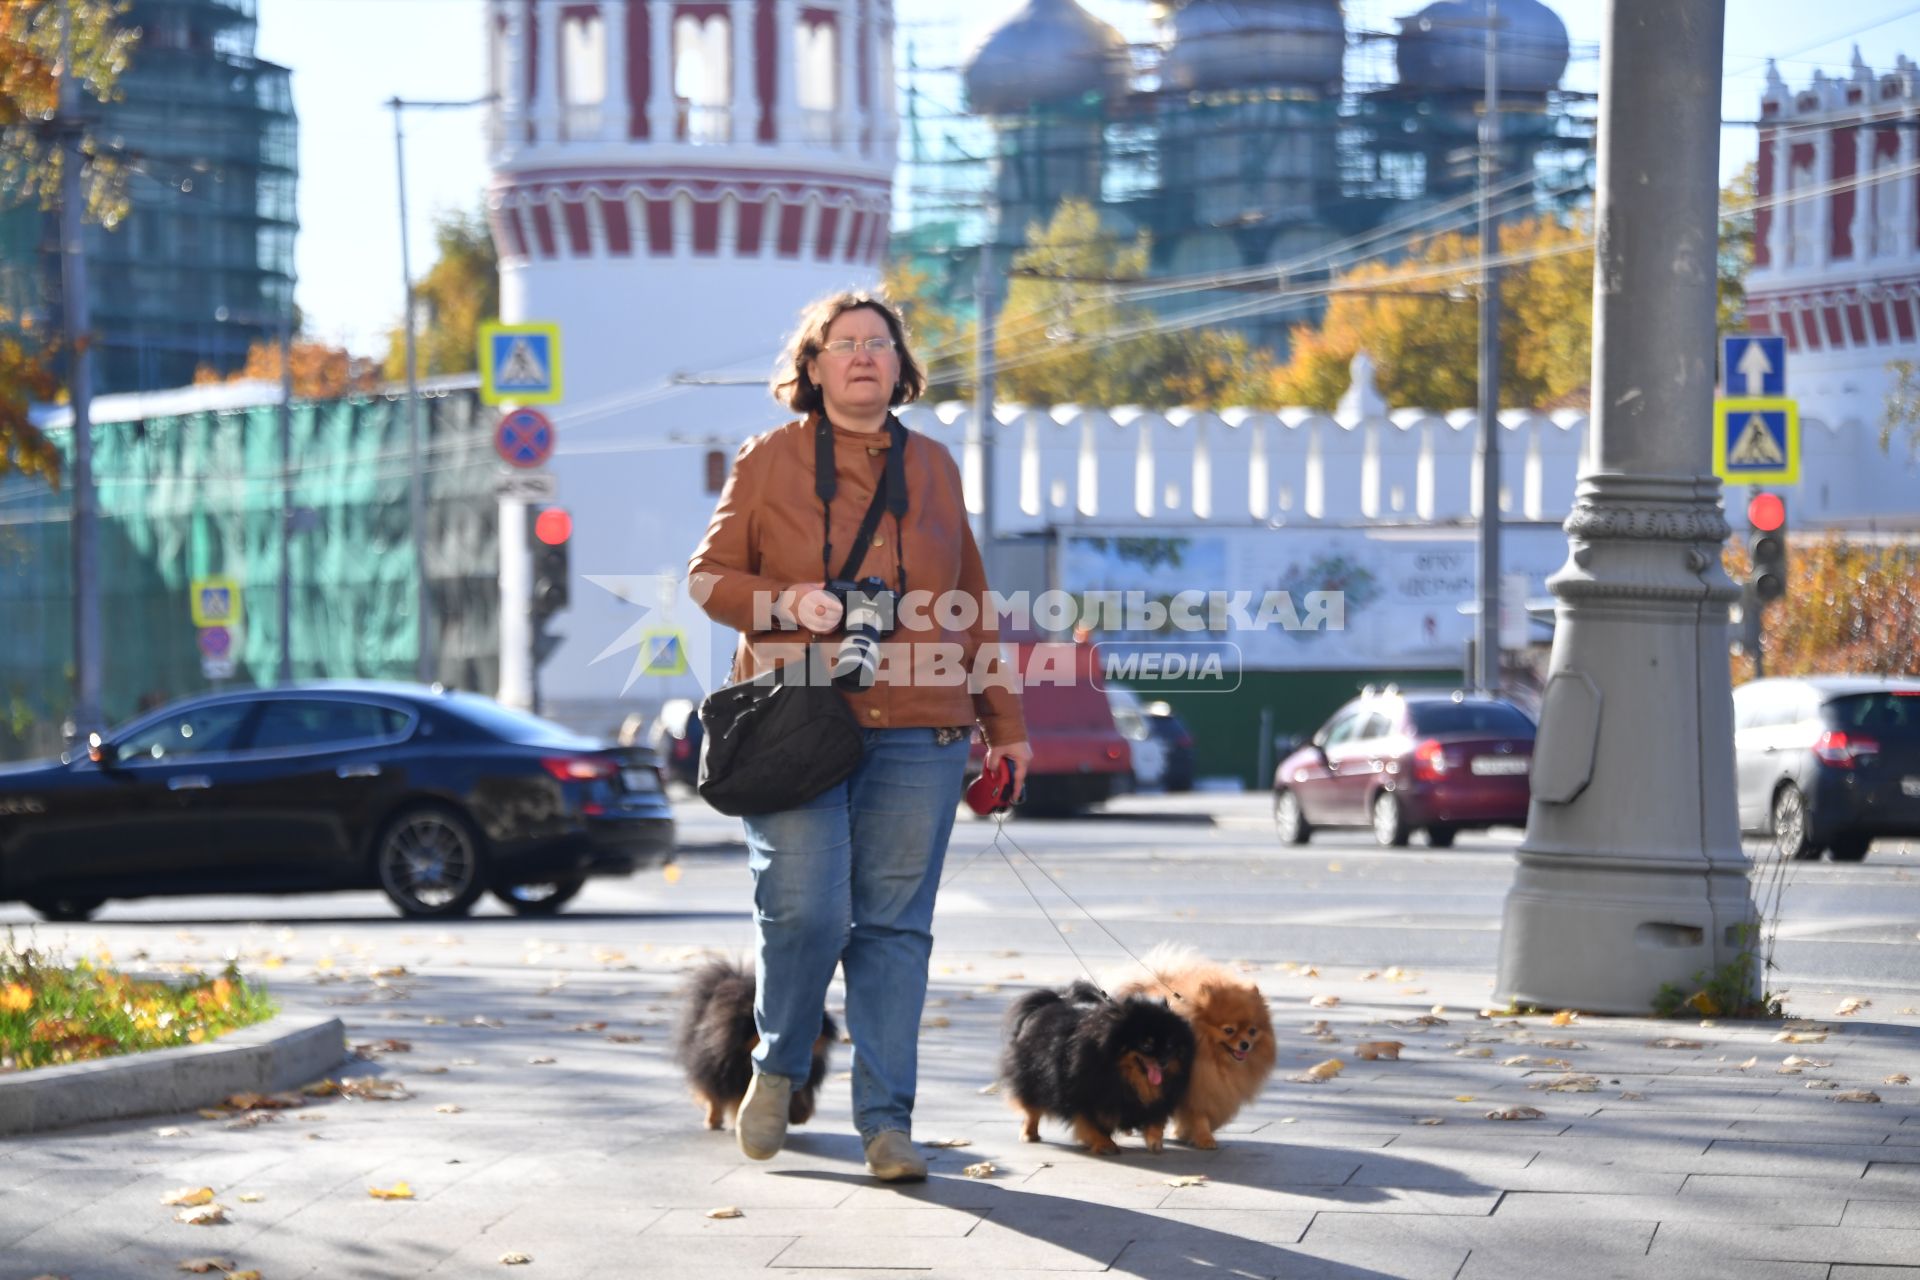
left=530, top=506, right=572, bottom=622
left=1746, top=491, right=1787, bottom=605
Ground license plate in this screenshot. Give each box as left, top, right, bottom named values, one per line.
left=1471, top=756, right=1529, bottom=776
left=1903, top=777, right=1920, bottom=798
left=621, top=768, right=659, bottom=793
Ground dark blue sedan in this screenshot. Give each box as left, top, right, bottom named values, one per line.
left=0, top=683, right=675, bottom=920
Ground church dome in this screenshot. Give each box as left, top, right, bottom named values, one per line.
left=964, top=0, right=1130, bottom=116
left=1162, top=0, right=1345, bottom=94
left=1396, top=0, right=1569, bottom=96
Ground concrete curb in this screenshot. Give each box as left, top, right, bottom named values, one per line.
left=0, top=1013, right=347, bottom=1136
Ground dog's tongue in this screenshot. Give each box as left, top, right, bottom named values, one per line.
left=1147, top=1061, right=1163, bottom=1086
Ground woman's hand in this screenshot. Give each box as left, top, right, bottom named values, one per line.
left=984, top=740, right=1033, bottom=803
left=779, top=582, right=844, bottom=635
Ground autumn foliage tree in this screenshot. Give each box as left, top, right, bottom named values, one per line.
left=193, top=339, right=379, bottom=400
left=996, top=201, right=1275, bottom=409
left=382, top=208, right=499, bottom=381
left=1726, top=535, right=1920, bottom=683
left=0, top=0, right=136, bottom=484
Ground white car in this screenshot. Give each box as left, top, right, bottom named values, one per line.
left=1106, top=687, right=1169, bottom=791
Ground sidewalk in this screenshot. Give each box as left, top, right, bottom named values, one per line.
left=2, top=951, right=1917, bottom=1279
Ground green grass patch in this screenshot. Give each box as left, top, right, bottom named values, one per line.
left=1, top=929, right=277, bottom=1072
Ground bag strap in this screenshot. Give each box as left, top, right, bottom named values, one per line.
left=814, top=416, right=910, bottom=589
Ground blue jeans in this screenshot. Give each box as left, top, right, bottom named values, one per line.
left=741, top=727, right=968, bottom=1141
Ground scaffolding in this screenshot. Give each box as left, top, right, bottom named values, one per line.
left=0, top=0, right=298, bottom=394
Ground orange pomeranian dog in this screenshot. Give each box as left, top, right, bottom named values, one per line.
left=1110, top=945, right=1276, bottom=1149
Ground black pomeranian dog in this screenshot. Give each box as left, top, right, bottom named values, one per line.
left=1000, top=980, right=1197, bottom=1155
left=672, top=958, right=836, bottom=1130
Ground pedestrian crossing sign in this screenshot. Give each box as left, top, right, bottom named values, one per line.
left=479, top=322, right=563, bottom=405
left=640, top=630, right=687, bottom=676
left=1713, top=396, right=1799, bottom=486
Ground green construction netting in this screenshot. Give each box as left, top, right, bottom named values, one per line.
left=0, top=388, right=499, bottom=759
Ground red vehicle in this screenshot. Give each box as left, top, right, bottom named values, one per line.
left=970, top=640, right=1130, bottom=815
left=1272, top=688, right=1535, bottom=847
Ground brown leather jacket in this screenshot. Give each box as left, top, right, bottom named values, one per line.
left=688, top=414, right=1028, bottom=747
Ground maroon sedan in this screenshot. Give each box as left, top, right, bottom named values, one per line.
left=1273, top=689, right=1535, bottom=848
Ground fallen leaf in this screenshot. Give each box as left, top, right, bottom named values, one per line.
left=1354, top=1041, right=1404, bottom=1061
left=196, top=1109, right=230, bottom=1121
left=977, top=1083, right=999, bottom=1095
left=154, top=1127, right=189, bottom=1138
left=924, top=1138, right=972, bottom=1148
left=175, top=1204, right=228, bottom=1226
left=414, top=1065, right=449, bottom=1076
left=1540, top=1057, right=1573, bottom=1070
left=567, top=1021, right=608, bottom=1033
left=1540, top=1075, right=1599, bottom=1093
left=1301, top=966, right=1320, bottom=978
left=1733, top=1057, right=1758, bottom=1071
left=465, top=1016, right=505, bottom=1029
left=237, top=1193, right=263, bottom=1204
left=1416, top=1117, right=1445, bottom=1126
left=1453, top=1095, right=1476, bottom=1102
left=923, top=1016, right=951, bottom=1029
left=1618, top=1091, right=1646, bottom=1101
left=1773, top=1031, right=1828, bottom=1044
left=605, top=1033, right=646, bottom=1044
left=301, top=1079, right=341, bottom=1097
left=1383, top=966, right=1413, bottom=981
left=435, top=1104, right=463, bottom=1114
left=1303, top=1020, right=1332, bottom=1036
left=1549, top=1010, right=1578, bottom=1027
left=1166, top=1174, right=1208, bottom=1187
left=1685, top=991, right=1721, bottom=1017
left=1309, top=995, right=1340, bottom=1009
left=1835, top=997, right=1871, bottom=1016
left=368, top=1182, right=415, bottom=1200
left=526, top=1056, right=556, bottom=1065
left=175, top=1260, right=236, bottom=1274
left=1456, top=1047, right=1493, bottom=1058
left=1538, top=1039, right=1585, bottom=1050
left=962, top=1162, right=998, bottom=1179
left=228, top=1272, right=262, bottom=1280
left=1291, top=1058, right=1344, bottom=1083
left=161, top=1187, right=215, bottom=1207
left=1357, top=970, right=1379, bottom=981
left=1485, top=1106, right=1545, bottom=1121
left=1885, top=1073, right=1911, bottom=1085
left=1781, top=1055, right=1831, bottom=1069
left=1501, top=1055, right=1532, bottom=1067
left=1803, top=1079, right=1840, bottom=1090
left=663, top=863, right=683, bottom=885
left=501, top=1252, right=534, bottom=1265
left=1832, top=1090, right=1882, bottom=1103
left=1648, top=1038, right=1705, bottom=1050
left=1390, top=1014, right=1447, bottom=1029
left=338, top=1078, right=411, bottom=1101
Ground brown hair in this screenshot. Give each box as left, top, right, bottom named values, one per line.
left=772, top=291, right=926, bottom=414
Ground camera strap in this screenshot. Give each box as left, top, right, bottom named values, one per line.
left=814, top=415, right=909, bottom=590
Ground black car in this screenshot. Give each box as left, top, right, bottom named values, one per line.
left=0, top=683, right=675, bottom=921
left=1732, top=675, right=1920, bottom=862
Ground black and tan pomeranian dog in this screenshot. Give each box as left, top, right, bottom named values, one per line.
left=1000, top=980, right=1197, bottom=1155
left=672, top=958, right=836, bottom=1131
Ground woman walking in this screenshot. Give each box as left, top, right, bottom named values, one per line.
left=688, top=292, right=1030, bottom=1181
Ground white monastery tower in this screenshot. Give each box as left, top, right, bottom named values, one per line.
left=483, top=0, right=897, bottom=725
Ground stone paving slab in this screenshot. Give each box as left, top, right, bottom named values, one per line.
left=2, top=945, right=1918, bottom=1279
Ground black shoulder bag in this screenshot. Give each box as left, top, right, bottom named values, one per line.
left=696, top=417, right=908, bottom=817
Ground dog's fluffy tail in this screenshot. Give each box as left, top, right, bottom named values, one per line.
left=1102, top=942, right=1204, bottom=999
left=1004, top=986, right=1065, bottom=1041
left=671, top=955, right=753, bottom=1064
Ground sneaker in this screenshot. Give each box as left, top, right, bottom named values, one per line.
left=863, top=1130, right=928, bottom=1182
left=737, top=1073, right=792, bottom=1161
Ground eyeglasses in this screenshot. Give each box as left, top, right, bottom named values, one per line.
left=820, top=337, right=897, bottom=357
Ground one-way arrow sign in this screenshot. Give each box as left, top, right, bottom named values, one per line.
left=1723, top=335, right=1785, bottom=397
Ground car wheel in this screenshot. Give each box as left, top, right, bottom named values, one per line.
left=1770, top=784, right=1821, bottom=861
left=1827, top=833, right=1871, bottom=863
left=1273, top=789, right=1310, bottom=845
left=25, top=895, right=104, bottom=923
left=1427, top=825, right=1458, bottom=849
left=493, top=874, right=587, bottom=915
left=374, top=803, right=487, bottom=918
left=1371, top=791, right=1410, bottom=848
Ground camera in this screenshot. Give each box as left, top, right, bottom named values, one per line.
left=826, top=576, right=897, bottom=690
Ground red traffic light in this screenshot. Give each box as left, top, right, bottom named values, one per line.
left=534, top=507, right=573, bottom=546
left=1746, top=491, right=1785, bottom=533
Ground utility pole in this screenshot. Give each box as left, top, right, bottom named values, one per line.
left=973, top=237, right=998, bottom=557
left=1495, top=0, right=1756, bottom=1015
left=57, top=2, right=103, bottom=738
left=386, top=93, right=492, bottom=686
left=389, top=96, right=432, bottom=684
left=277, top=289, right=295, bottom=685
left=1475, top=0, right=1503, bottom=694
